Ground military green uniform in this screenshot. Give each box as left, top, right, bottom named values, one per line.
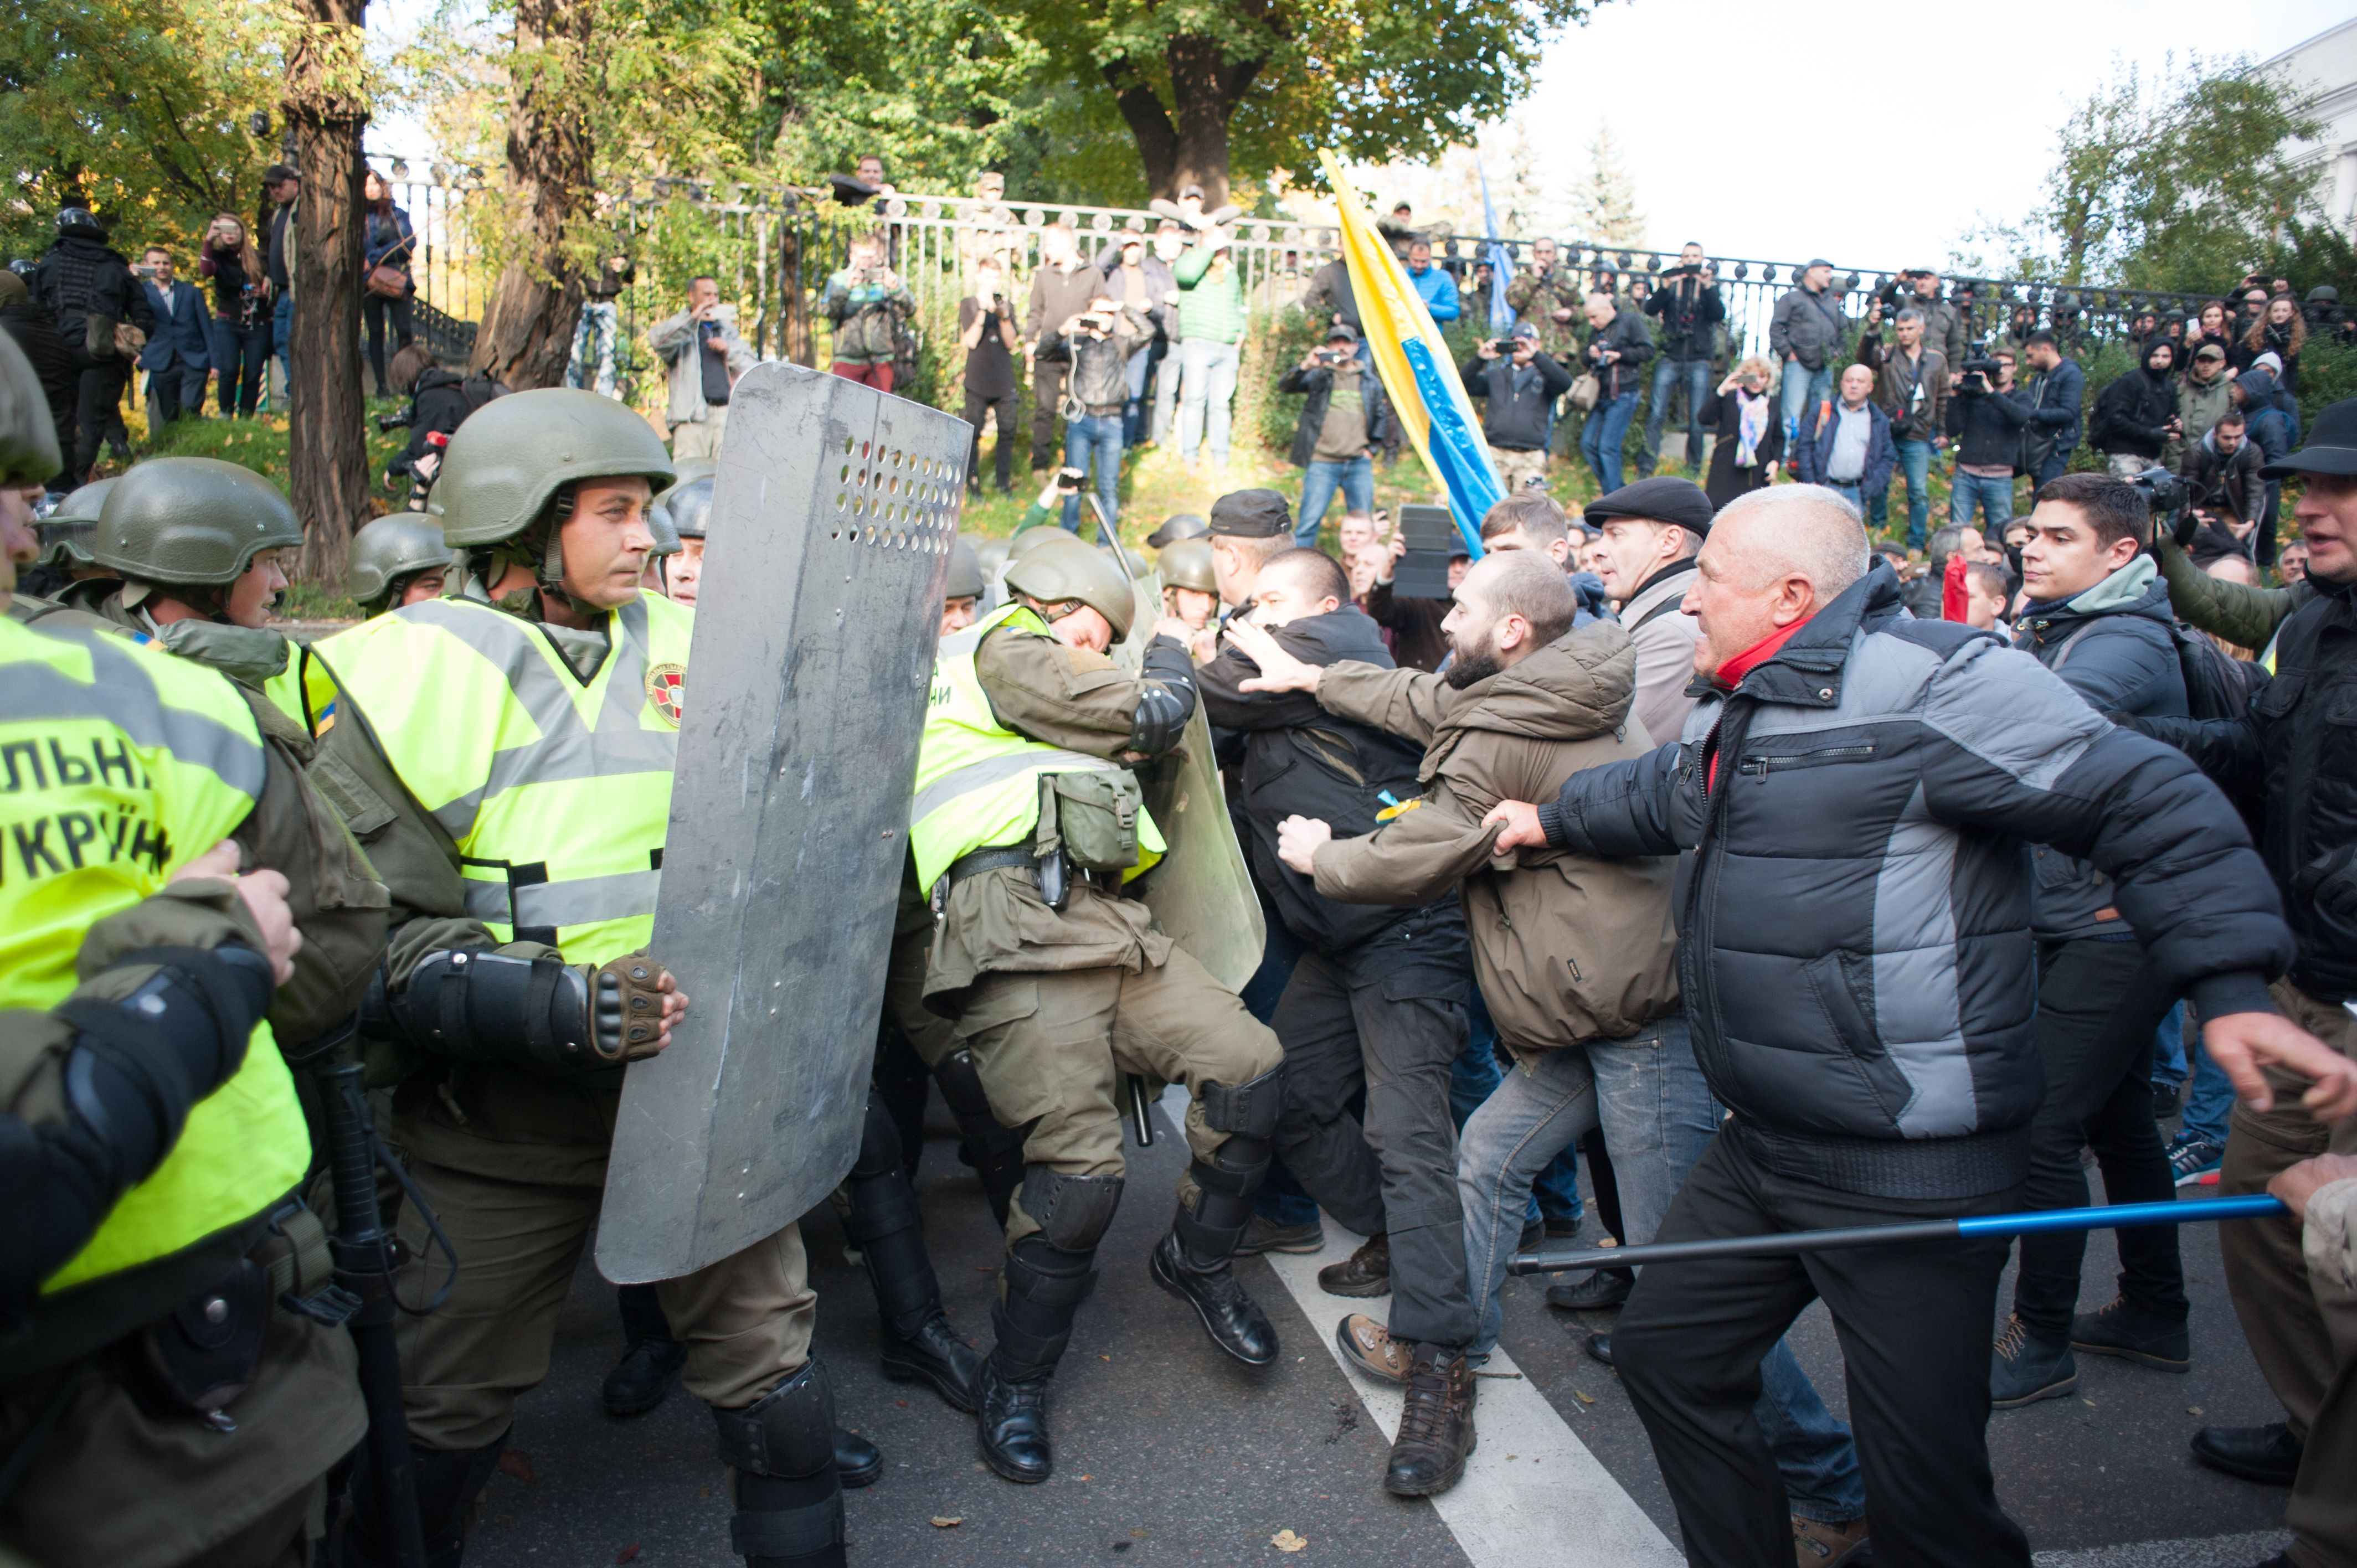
left=307, top=388, right=842, bottom=1567
left=1504, top=264, right=1586, bottom=359
left=913, top=546, right=1285, bottom=1484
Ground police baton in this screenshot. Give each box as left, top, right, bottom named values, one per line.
left=1506, top=1194, right=2289, bottom=1277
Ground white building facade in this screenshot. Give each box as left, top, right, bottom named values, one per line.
left=2266, top=16, right=2357, bottom=236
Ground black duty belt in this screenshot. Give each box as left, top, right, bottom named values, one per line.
left=944, top=843, right=1039, bottom=890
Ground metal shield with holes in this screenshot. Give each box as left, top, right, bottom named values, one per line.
left=598, top=363, right=966, bottom=1283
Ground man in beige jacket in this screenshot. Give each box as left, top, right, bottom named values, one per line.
left=1583, top=477, right=1713, bottom=749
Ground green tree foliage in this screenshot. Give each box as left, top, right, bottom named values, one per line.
left=0, top=0, right=285, bottom=260
left=1968, top=55, right=2323, bottom=291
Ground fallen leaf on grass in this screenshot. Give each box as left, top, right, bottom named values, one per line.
left=616, top=1546, right=641, bottom=1564
left=497, top=1451, right=536, bottom=1483
left=1272, top=1528, right=1308, bottom=1552
left=930, top=1517, right=963, bottom=1529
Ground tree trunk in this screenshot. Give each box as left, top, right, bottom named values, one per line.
left=1103, top=39, right=1264, bottom=208
left=284, top=0, right=370, bottom=588
left=471, top=0, right=595, bottom=389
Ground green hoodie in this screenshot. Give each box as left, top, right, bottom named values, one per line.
left=1172, top=241, right=1245, bottom=345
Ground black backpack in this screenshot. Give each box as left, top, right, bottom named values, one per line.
left=2171, top=621, right=2261, bottom=723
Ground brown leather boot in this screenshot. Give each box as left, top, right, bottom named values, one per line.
left=1382, top=1343, right=1475, bottom=1497
left=1792, top=1514, right=1870, bottom=1565
left=1317, top=1232, right=1391, bottom=1298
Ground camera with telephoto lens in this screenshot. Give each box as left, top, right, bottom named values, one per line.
left=1953, top=338, right=2004, bottom=396
left=2129, top=467, right=2189, bottom=546
left=375, top=407, right=414, bottom=432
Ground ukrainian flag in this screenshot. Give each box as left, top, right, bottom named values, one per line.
left=1318, top=151, right=1501, bottom=555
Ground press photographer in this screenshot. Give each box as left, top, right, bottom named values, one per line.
left=1461, top=322, right=1573, bottom=494
left=1282, top=323, right=1391, bottom=546
left=1944, top=344, right=2030, bottom=533
left=819, top=235, right=917, bottom=393
left=1056, top=291, right=1151, bottom=532
left=1856, top=302, right=1950, bottom=548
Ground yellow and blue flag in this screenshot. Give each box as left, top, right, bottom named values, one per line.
left=1318, top=151, right=1501, bottom=554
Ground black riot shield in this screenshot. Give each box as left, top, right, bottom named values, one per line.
left=599, top=364, right=968, bottom=1283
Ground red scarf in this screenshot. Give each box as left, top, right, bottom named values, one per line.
left=1705, top=616, right=1813, bottom=791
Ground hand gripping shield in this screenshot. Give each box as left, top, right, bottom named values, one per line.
left=599, top=364, right=965, bottom=1282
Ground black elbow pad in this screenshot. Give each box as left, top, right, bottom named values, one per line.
left=3, top=941, right=276, bottom=1320
left=1128, top=646, right=1197, bottom=757
left=382, top=950, right=606, bottom=1074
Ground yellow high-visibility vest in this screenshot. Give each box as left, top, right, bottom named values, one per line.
left=909, top=601, right=1161, bottom=890
left=310, top=593, right=691, bottom=964
left=1, top=617, right=310, bottom=1294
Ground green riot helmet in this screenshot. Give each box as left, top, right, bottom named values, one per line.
left=93, top=457, right=305, bottom=586
left=644, top=503, right=682, bottom=559
left=38, top=476, right=115, bottom=568
left=1003, top=533, right=1136, bottom=640
left=347, top=513, right=451, bottom=613
left=1006, top=525, right=1072, bottom=565
left=1156, top=537, right=1216, bottom=596
left=430, top=387, right=675, bottom=548
left=0, top=329, right=62, bottom=491
left=972, top=535, right=1011, bottom=580
left=660, top=476, right=714, bottom=541
left=944, top=535, right=985, bottom=601
left=670, top=455, right=718, bottom=488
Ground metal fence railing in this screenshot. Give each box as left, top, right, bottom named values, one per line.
left=361, top=158, right=2221, bottom=393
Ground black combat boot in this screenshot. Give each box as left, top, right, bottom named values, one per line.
left=1152, top=1077, right=1283, bottom=1366
left=976, top=1233, right=1099, bottom=1483
left=1383, top=1343, right=1477, bottom=1497
left=341, top=1433, right=508, bottom=1568
left=714, top=1361, right=846, bottom=1568
left=832, top=1427, right=881, bottom=1489
left=935, top=1048, right=1026, bottom=1229
left=604, top=1282, right=687, bottom=1416
left=846, top=1092, right=983, bottom=1411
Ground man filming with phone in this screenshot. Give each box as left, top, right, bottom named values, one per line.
left=1056, top=291, right=1150, bottom=533
left=1463, top=321, right=1573, bottom=496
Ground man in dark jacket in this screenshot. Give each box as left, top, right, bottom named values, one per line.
left=135, top=245, right=212, bottom=426
left=1990, top=472, right=2196, bottom=1409
left=1483, top=483, right=2335, bottom=1568
left=33, top=206, right=152, bottom=484
left=1463, top=322, right=1573, bottom=494
left=1195, top=547, right=1479, bottom=1498
left=1770, top=260, right=1847, bottom=445
left=2180, top=410, right=2265, bottom=549
left=1944, top=346, right=2030, bottom=535
left=1855, top=303, right=1950, bottom=549
left=2090, top=339, right=2180, bottom=476
left=2132, top=404, right=2357, bottom=1560
left=1283, top=323, right=1392, bottom=546
left=2232, top=365, right=2297, bottom=565
left=2018, top=331, right=2084, bottom=491
left=0, top=271, right=74, bottom=492
left=1578, top=293, right=1656, bottom=494
left=1791, top=362, right=1896, bottom=513
left=1640, top=245, right=1725, bottom=478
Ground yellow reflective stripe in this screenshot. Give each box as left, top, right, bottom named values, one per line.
left=0, top=627, right=266, bottom=802
left=908, top=747, right=1116, bottom=826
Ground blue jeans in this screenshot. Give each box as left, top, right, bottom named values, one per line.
left=1779, top=359, right=1833, bottom=447
left=1295, top=455, right=1374, bottom=545
left=2151, top=1002, right=2186, bottom=1089
left=1177, top=338, right=1239, bottom=464
left=2181, top=1031, right=2236, bottom=1146
left=208, top=317, right=271, bottom=416
left=1457, top=1015, right=1867, bottom=1521
left=1871, top=437, right=1934, bottom=548
left=1151, top=339, right=1181, bottom=443
left=1122, top=343, right=1161, bottom=447
left=567, top=300, right=618, bottom=398
left=1642, top=358, right=1712, bottom=476
left=1458, top=1015, right=1718, bottom=1355
left=1454, top=992, right=1581, bottom=1227
left=1579, top=389, right=1639, bottom=494
left=1950, top=470, right=2014, bottom=532
left=1059, top=412, right=1123, bottom=533
left=271, top=291, right=293, bottom=398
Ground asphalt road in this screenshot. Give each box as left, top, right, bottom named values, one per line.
left=462, top=1098, right=2296, bottom=1568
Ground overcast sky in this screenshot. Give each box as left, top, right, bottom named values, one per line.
left=1519, top=0, right=2350, bottom=272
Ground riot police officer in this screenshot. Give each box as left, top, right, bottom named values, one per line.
left=913, top=533, right=1287, bottom=1484
left=942, top=535, right=984, bottom=633
left=308, top=388, right=847, bottom=1568
left=0, top=328, right=366, bottom=1568
left=656, top=471, right=712, bottom=606
left=347, top=512, right=452, bottom=616
left=33, top=205, right=151, bottom=484
left=12, top=474, right=115, bottom=605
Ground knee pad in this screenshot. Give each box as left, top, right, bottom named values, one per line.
left=1018, top=1166, right=1125, bottom=1253
left=713, top=1357, right=837, bottom=1481
left=1198, top=1065, right=1285, bottom=1141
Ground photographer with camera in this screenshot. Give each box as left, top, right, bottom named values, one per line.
left=1097, top=223, right=1178, bottom=446
left=1578, top=291, right=1655, bottom=494
left=1888, top=270, right=1967, bottom=368
left=196, top=213, right=270, bottom=418
left=1855, top=302, right=1950, bottom=549
left=1461, top=321, right=1574, bottom=495
left=1639, top=243, right=1723, bottom=479
left=647, top=275, right=755, bottom=460
left=819, top=234, right=915, bottom=393
left=1283, top=323, right=1392, bottom=546
left=1056, top=290, right=1151, bottom=532
left=1944, top=344, right=2030, bottom=534
left=1025, top=221, right=1099, bottom=471
left=1504, top=238, right=1584, bottom=360
left=960, top=256, right=1023, bottom=494
left=2179, top=410, right=2265, bottom=563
